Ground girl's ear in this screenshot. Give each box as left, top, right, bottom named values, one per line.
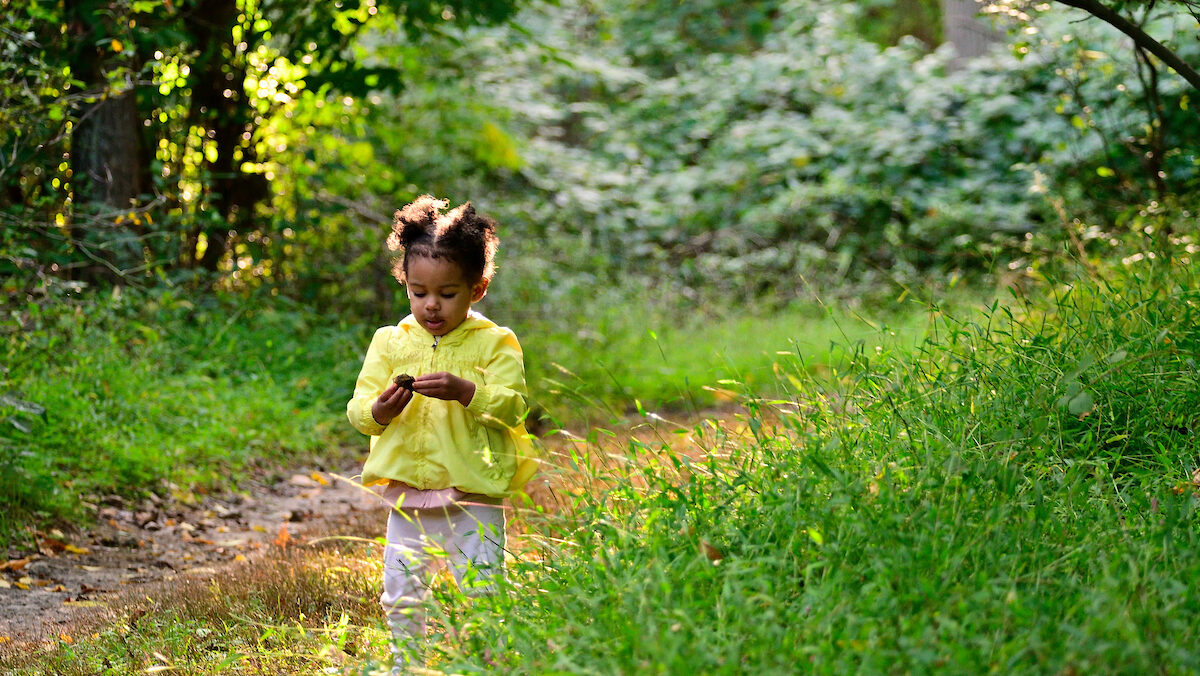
left=471, top=278, right=489, bottom=303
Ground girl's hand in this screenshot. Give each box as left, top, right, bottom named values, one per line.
left=412, top=372, right=476, bottom=408
left=371, top=382, right=413, bottom=426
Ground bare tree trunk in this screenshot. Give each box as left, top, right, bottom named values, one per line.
left=941, top=0, right=1001, bottom=67
left=72, top=90, right=142, bottom=208
left=184, top=0, right=269, bottom=272
left=67, top=0, right=142, bottom=209
left=66, top=0, right=145, bottom=284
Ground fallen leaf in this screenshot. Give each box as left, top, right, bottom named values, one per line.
left=251, top=525, right=267, bottom=533
left=0, top=579, right=10, bottom=589
left=234, top=554, right=247, bottom=562
left=0, top=557, right=30, bottom=572
left=699, top=541, right=723, bottom=561
left=212, top=503, right=241, bottom=518
left=310, top=471, right=329, bottom=486
left=274, top=524, right=290, bottom=549
left=64, top=544, right=90, bottom=555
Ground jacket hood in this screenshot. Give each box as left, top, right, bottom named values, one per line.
left=398, top=311, right=497, bottom=343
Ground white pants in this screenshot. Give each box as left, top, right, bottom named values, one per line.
left=379, top=488, right=506, bottom=654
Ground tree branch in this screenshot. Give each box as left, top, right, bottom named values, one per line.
left=1053, top=0, right=1200, bottom=93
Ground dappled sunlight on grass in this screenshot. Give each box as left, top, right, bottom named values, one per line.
left=434, top=256, right=1200, bottom=674
left=523, top=289, right=952, bottom=424
left=2, top=515, right=389, bottom=674
left=7, top=249, right=1200, bottom=673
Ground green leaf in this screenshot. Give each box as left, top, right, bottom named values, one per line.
left=1067, top=391, right=1094, bottom=416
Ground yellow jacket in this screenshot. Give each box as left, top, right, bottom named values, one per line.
left=346, top=312, right=535, bottom=497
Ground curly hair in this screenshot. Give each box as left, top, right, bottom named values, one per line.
left=387, top=195, right=500, bottom=284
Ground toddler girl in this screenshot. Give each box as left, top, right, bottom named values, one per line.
left=346, top=195, right=534, bottom=670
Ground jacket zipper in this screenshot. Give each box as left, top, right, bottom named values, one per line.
left=418, top=333, right=442, bottom=487
left=429, top=334, right=440, bottom=375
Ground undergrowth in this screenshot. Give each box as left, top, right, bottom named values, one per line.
left=518, top=283, right=939, bottom=422
left=0, top=288, right=364, bottom=546
left=0, top=276, right=936, bottom=546
left=2, top=534, right=385, bottom=674
left=437, top=253, right=1200, bottom=674
left=7, top=247, right=1200, bottom=674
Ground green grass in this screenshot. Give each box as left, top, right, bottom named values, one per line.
left=0, top=288, right=365, bottom=546
left=0, top=277, right=946, bottom=544
left=1, top=538, right=387, bottom=674
left=518, top=288, right=946, bottom=422
left=7, top=246, right=1200, bottom=674
left=430, top=253, right=1200, bottom=674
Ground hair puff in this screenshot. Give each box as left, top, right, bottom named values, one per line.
left=388, top=195, right=500, bottom=284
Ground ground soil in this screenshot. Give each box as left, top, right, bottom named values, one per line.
left=0, top=408, right=744, bottom=662
left=0, top=462, right=385, bottom=649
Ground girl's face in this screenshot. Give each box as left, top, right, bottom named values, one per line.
left=405, top=255, right=488, bottom=337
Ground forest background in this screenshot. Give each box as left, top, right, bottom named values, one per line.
left=2, top=0, right=1200, bottom=672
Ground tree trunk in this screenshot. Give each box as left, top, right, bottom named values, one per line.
left=72, top=90, right=142, bottom=208
left=66, top=0, right=142, bottom=209
left=185, top=0, right=269, bottom=272
left=941, top=0, right=1001, bottom=67
left=65, top=0, right=145, bottom=284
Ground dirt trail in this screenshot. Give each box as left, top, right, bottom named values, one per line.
left=0, top=463, right=385, bottom=647
left=0, top=408, right=746, bottom=655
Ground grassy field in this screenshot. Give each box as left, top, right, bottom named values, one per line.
left=466, top=256, right=1199, bottom=674
left=521, top=290, right=939, bottom=421
left=0, top=275, right=938, bottom=544
left=0, top=290, right=364, bottom=546
left=4, top=250, right=1199, bottom=674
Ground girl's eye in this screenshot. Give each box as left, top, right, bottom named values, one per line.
left=412, top=292, right=426, bottom=298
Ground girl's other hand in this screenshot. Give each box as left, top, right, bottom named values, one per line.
left=371, top=382, right=413, bottom=426
left=412, top=372, right=476, bottom=408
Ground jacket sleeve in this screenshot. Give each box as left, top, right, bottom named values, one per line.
left=346, top=327, right=392, bottom=436
left=465, top=329, right=529, bottom=431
